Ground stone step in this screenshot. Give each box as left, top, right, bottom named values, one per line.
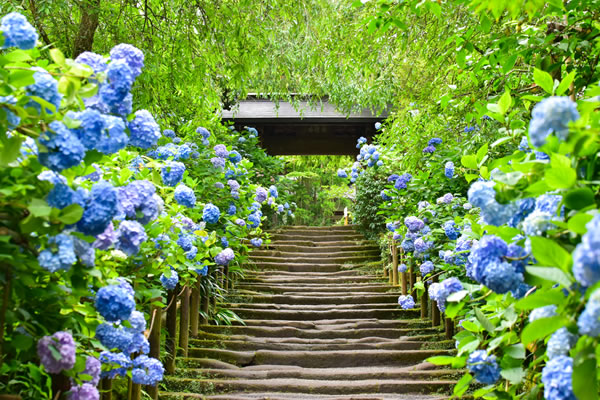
left=267, top=240, right=376, bottom=248
left=226, top=308, right=410, bottom=321
left=226, top=319, right=435, bottom=330
left=249, top=255, right=378, bottom=264
left=189, top=338, right=451, bottom=352
left=250, top=262, right=377, bottom=272
left=163, top=377, right=455, bottom=395
left=245, top=270, right=367, bottom=278
left=250, top=249, right=380, bottom=258
left=179, top=349, right=452, bottom=368
left=237, top=293, right=401, bottom=305
left=271, top=233, right=367, bottom=242
left=197, top=325, right=440, bottom=339
left=162, top=392, right=447, bottom=400
left=242, top=275, right=380, bottom=284
left=173, top=365, right=457, bottom=380
left=264, top=244, right=380, bottom=253
left=224, top=303, right=400, bottom=311
left=279, top=225, right=358, bottom=231
left=235, top=283, right=398, bottom=294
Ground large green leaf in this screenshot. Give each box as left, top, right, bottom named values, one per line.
left=521, top=316, right=568, bottom=345
left=529, top=237, right=571, bottom=271
left=533, top=68, right=554, bottom=94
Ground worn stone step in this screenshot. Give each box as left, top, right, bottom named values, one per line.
left=175, top=365, right=457, bottom=380
left=197, top=325, right=439, bottom=339
left=188, top=338, right=450, bottom=352
left=224, top=303, right=400, bottom=311
left=249, top=262, right=343, bottom=272
left=236, top=283, right=397, bottom=294
left=249, top=255, right=378, bottom=264
left=228, top=319, right=434, bottom=330
left=164, top=377, right=455, bottom=395
left=264, top=244, right=380, bottom=253
left=267, top=240, right=376, bottom=248
left=250, top=249, right=380, bottom=258
left=245, top=270, right=368, bottom=278
left=180, top=349, right=452, bottom=368
left=161, top=392, right=447, bottom=400
left=227, top=308, right=410, bottom=320
left=242, top=275, right=380, bottom=284
left=280, top=225, right=358, bottom=231
left=272, top=233, right=367, bottom=242
left=236, top=293, right=402, bottom=305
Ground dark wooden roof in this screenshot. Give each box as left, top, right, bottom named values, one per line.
left=221, top=99, right=390, bottom=155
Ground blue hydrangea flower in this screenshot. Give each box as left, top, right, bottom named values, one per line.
left=176, top=234, right=194, bottom=252
left=250, top=238, right=263, bottom=247
left=228, top=180, right=240, bottom=192
left=95, top=115, right=128, bottom=154
left=393, top=173, right=412, bottom=190
left=573, top=215, right=600, bottom=287
left=467, top=181, right=518, bottom=227
left=467, top=350, right=501, bottom=384
left=160, top=270, right=179, bottom=291
left=161, top=161, right=185, bottom=187
left=428, top=138, right=443, bottom=146
left=202, top=203, right=220, bottom=224
left=255, top=187, right=268, bottom=203
left=541, top=356, right=576, bottom=400
left=337, top=169, right=348, bottom=178
left=99, top=351, right=131, bottom=379
left=438, top=193, right=454, bottom=204
left=248, top=212, right=261, bottom=228
left=67, top=109, right=104, bottom=150
left=46, top=183, right=84, bottom=210
left=37, top=234, right=77, bottom=273
left=26, top=70, right=62, bottom=114
left=1, top=95, right=21, bottom=130
left=404, top=216, right=424, bottom=233
left=375, top=122, right=382, bottom=130
left=1, top=12, right=38, bottom=49
left=76, top=181, right=119, bottom=236
left=423, top=145, right=436, bottom=154
left=75, top=51, right=107, bottom=75
left=419, top=261, right=434, bottom=276
left=99, top=60, right=133, bottom=108
left=196, top=265, right=208, bottom=276
left=529, top=305, right=558, bottom=322
left=547, top=327, right=577, bottom=360
left=535, top=151, right=550, bottom=161
left=38, top=121, right=85, bottom=171
left=444, top=161, right=454, bottom=178
left=577, top=293, right=600, bottom=337
left=95, top=284, right=135, bottom=322
left=381, top=191, right=392, bottom=201
left=227, top=203, right=237, bottom=215
left=386, top=222, right=397, bottom=232
left=109, top=43, right=144, bottom=77
left=519, top=136, right=530, bottom=152
left=228, top=150, right=242, bottom=164
left=73, top=236, right=95, bottom=267
left=131, top=355, right=164, bottom=386
left=118, top=180, right=158, bottom=224
left=401, top=238, right=415, bottom=252
left=529, top=97, right=579, bottom=147
left=392, top=232, right=402, bottom=241
left=196, top=127, right=210, bottom=141
left=174, top=184, right=196, bottom=208
left=128, top=110, right=161, bottom=149
left=210, top=157, right=226, bottom=169
left=444, top=221, right=460, bottom=240
left=215, top=248, right=235, bottom=266
left=115, top=220, right=147, bottom=256
left=397, top=295, right=415, bottom=309
left=398, top=263, right=408, bottom=273
left=429, top=278, right=463, bottom=312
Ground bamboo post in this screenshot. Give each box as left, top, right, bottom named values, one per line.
left=431, top=276, right=441, bottom=327
left=420, top=281, right=429, bottom=319
left=100, top=378, right=112, bottom=400
left=128, top=380, right=141, bottom=400
left=224, top=265, right=230, bottom=291
left=211, top=269, right=217, bottom=311
left=391, top=243, right=399, bottom=286
left=179, top=286, right=190, bottom=357
left=409, top=261, right=416, bottom=296
left=0, top=268, right=11, bottom=369
left=164, top=287, right=178, bottom=375
left=190, top=281, right=201, bottom=337
left=200, top=287, right=209, bottom=325
left=146, top=304, right=162, bottom=400
left=445, top=317, right=455, bottom=339
left=387, top=249, right=393, bottom=283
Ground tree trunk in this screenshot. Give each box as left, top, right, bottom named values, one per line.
left=73, top=0, right=101, bottom=57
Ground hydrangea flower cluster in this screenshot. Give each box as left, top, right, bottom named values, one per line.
left=529, top=305, right=558, bottom=322
left=38, top=234, right=77, bottom=273
left=577, top=291, right=600, bottom=337
left=337, top=169, right=348, bottom=178
left=444, top=161, right=454, bottom=178
left=404, top=216, right=424, bottom=233
left=115, top=220, right=147, bottom=255
left=0, top=12, right=38, bottom=49
left=95, top=283, right=135, bottom=322
left=529, top=97, right=579, bottom=147
left=161, top=161, right=185, bottom=187
left=466, top=350, right=501, bottom=384
left=437, top=193, right=454, bottom=204
left=397, top=295, right=415, bottom=309
left=572, top=215, right=600, bottom=287
left=27, top=70, right=62, bottom=115
left=215, top=248, right=235, bottom=266
left=428, top=278, right=462, bottom=312
left=203, top=203, right=220, bottom=224
left=128, top=110, right=161, bottom=149
left=443, top=221, right=460, bottom=240
left=392, top=173, right=412, bottom=190
left=468, top=181, right=518, bottom=227
left=118, top=180, right=161, bottom=225
left=131, top=355, right=164, bottom=385
left=174, top=184, right=196, bottom=208
left=160, top=270, right=179, bottom=290
left=541, top=356, right=576, bottom=400
left=38, top=121, right=85, bottom=171
left=419, top=261, right=434, bottom=276
left=68, top=383, right=99, bottom=400
left=255, top=187, right=268, bottom=203
left=196, top=127, right=211, bottom=145
left=37, top=331, right=76, bottom=373
left=546, top=328, right=577, bottom=360
left=250, top=238, right=263, bottom=247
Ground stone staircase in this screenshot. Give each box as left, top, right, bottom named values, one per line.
left=161, top=225, right=457, bottom=400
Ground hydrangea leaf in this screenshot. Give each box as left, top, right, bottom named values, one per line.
left=474, top=308, right=495, bottom=333
left=521, top=315, right=568, bottom=346
left=28, top=198, right=52, bottom=218
left=564, top=187, right=595, bottom=210
left=0, top=135, right=23, bottom=166
left=453, top=373, right=472, bottom=397
left=556, top=71, right=576, bottom=96
left=500, top=367, right=526, bottom=384
left=545, top=154, right=576, bottom=189
left=515, top=288, right=565, bottom=311
left=526, top=266, right=573, bottom=288
left=57, top=204, right=83, bottom=224
left=529, top=237, right=571, bottom=271
left=533, top=68, right=554, bottom=94
left=573, top=354, right=598, bottom=400
left=568, top=213, right=594, bottom=235
left=8, top=69, right=35, bottom=87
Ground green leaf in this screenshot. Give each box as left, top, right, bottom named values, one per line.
left=504, top=344, right=525, bottom=359
left=11, top=334, right=33, bottom=351
left=498, top=90, right=512, bottom=114
left=8, top=69, right=35, bottom=87
left=476, top=143, right=489, bottom=163
left=568, top=213, right=594, bottom=235
left=515, top=289, right=566, bottom=310
left=50, top=48, right=66, bottom=66
left=57, top=204, right=84, bottom=224
left=502, top=54, right=518, bottom=74
left=475, top=308, right=495, bottom=333
left=427, top=355, right=456, bottom=365
left=556, top=71, right=576, bottom=96
left=490, top=136, right=512, bottom=148
left=461, top=154, right=478, bottom=169
left=521, top=316, right=568, bottom=346
left=446, top=290, right=468, bottom=302
left=529, top=236, right=571, bottom=271
left=545, top=154, right=576, bottom=189
left=453, top=373, right=472, bottom=397
left=533, top=68, right=555, bottom=94
left=564, top=187, right=595, bottom=210
left=0, top=136, right=24, bottom=166
left=526, top=266, right=573, bottom=287
left=28, top=198, right=52, bottom=218
left=573, top=355, right=598, bottom=400
left=501, top=367, right=526, bottom=384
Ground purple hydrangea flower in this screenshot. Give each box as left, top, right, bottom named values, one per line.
left=38, top=121, right=85, bottom=171
left=404, top=216, right=424, bottom=233
left=215, top=248, right=235, bottom=266
left=228, top=180, right=240, bottom=192
left=109, top=43, right=144, bottom=77
left=423, top=145, right=436, bottom=154
left=128, top=110, right=161, bottom=149
left=93, top=223, right=117, bottom=250
left=37, top=331, right=76, bottom=373
left=419, top=261, right=434, bottom=276
left=439, top=193, right=454, bottom=204
left=210, top=157, right=226, bottom=169
left=73, top=237, right=95, bottom=267
left=118, top=180, right=159, bottom=224
left=68, top=384, right=99, bottom=400
left=214, top=144, right=229, bottom=158
left=255, top=187, right=268, bottom=203
left=95, top=284, right=135, bottom=322
left=115, top=220, right=147, bottom=256
left=174, top=184, right=196, bottom=208
left=0, top=12, right=38, bottom=49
